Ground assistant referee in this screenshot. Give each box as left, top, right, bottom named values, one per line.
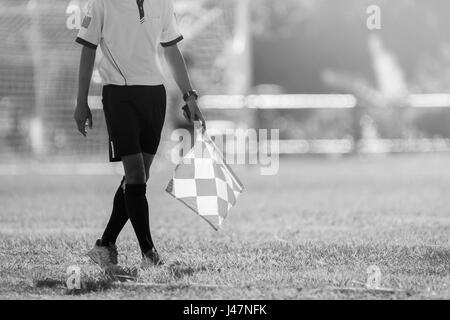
left=74, top=0, right=205, bottom=269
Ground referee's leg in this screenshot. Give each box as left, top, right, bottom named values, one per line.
left=122, top=153, right=156, bottom=255
left=143, top=153, right=155, bottom=182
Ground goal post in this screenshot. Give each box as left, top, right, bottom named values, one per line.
left=223, top=0, right=252, bottom=95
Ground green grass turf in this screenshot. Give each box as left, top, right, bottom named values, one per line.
left=0, top=155, right=449, bottom=299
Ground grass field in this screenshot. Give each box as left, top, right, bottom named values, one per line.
left=0, top=155, right=449, bottom=299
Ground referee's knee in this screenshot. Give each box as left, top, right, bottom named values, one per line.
left=126, top=172, right=146, bottom=184
left=122, top=154, right=146, bottom=184
left=124, top=165, right=146, bottom=184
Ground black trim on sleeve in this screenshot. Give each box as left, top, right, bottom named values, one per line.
left=75, top=37, right=98, bottom=50
left=160, top=35, right=184, bottom=47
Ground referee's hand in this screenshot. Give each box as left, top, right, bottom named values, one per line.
left=184, top=98, right=206, bottom=131
left=74, top=100, right=93, bottom=137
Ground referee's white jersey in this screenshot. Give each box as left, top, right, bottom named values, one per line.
left=76, top=0, right=184, bottom=86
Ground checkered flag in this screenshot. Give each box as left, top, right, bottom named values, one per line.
left=166, top=123, right=244, bottom=230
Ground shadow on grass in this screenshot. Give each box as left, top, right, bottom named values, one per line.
left=34, top=278, right=65, bottom=289
left=34, top=276, right=115, bottom=295
left=33, top=267, right=139, bottom=295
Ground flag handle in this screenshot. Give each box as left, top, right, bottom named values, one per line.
left=194, top=120, right=203, bottom=131
left=182, top=105, right=205, bottom=133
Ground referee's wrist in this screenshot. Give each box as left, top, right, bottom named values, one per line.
left=185, top=95, right=197, bottom=102
left=183, top=89, right=199, bottom=102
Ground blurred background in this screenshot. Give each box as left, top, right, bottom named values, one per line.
left=2, top=0, right=450, bottom=167
left=2, top=1, right=450, bottom=300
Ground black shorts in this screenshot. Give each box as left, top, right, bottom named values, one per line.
left=102, top=85, right=167, bottom=162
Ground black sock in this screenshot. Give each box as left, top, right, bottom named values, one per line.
left=124, top=184, right=155, bottom=254
left=101, top=177, right=128, bottom=246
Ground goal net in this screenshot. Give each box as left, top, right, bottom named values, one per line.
left=0, top=0, right=245, bottom=162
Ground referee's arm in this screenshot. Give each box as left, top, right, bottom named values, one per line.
left=74, top=46, right=96, bottom=136
left=163, top=44, right=206, bottom=128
